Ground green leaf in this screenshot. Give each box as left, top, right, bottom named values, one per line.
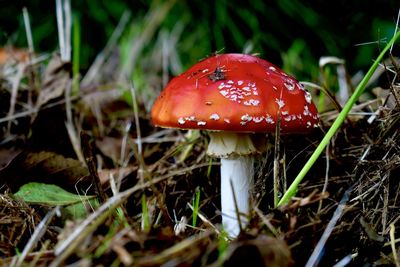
left=15, top=182, right=98, bottom=219
left=15, top=182, right=95, bottom=206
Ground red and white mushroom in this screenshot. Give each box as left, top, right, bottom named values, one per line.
left=151, top=53, right=319, bottom=237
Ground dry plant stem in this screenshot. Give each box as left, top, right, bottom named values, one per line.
left=81, top=131, right=107, bottom=203
left=318, top=144, right=330, bottom=212
left=305, top=187, right=351, bottom=267
left=187, top=203, right=220, bottom=234
left=65, top=81, right=85, bottom=163
left=6, top=64, right=25, bottom=136
left=273, top=118, right=281, bottom=207
left=14, top=207, right=59, bottom=267
left=220, top=156, right=253, bottom=238
left=390, top=223, right=400, bottom=267
left=56, top=0, right=71, bottom=62
left=22, top=7, right=34, bottom=53
left=130, top=84, right=144, bottom=184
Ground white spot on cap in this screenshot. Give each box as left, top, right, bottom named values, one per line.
left=284, top=80, right=295, bottom=91
left=178, top=118, right=185, bottom=125
left=275, top=98, right=285, bottom=109
left=240, top=114, right=252, bottom=125
left=224, top=118, right=231, bottom=124
left=217, top=79, right=261, bottom=106
left=253, top=116, right=264, bottom=123
left=202, top=68, right=209, bottom=73
left=304, top=92, right=312, bottom=104
left=265, top=115, right=274, bottom=124
left=210, top=113, right=220, bottom=120
left=269, top=66, right=276, bottom=72
left=197, top=121, right=206, bottom=126
left=303, top=105, right=310, bottom=116
left=220, top=90, right=229, bottom=96
left=244, top=99, right=260, bottom=106
left=241, top=114, right=252, bottom=121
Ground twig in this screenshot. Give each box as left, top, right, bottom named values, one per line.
left=318, top=144, right=330, bottom=212
left=55, top=0, right=71, bottom=62
left=22, top=7, right=34, bottom=53
left=13, top=207, right=60, bottom=267
left=390, top=223, right=400, bottom=267
left=55, top=0, right=65, bottom=59
left=390, top=8, right=400, bottom=53
left=64, top=80, right=85, bottom=163
left=305, top=186, right=352, bottom=267
left=130, top=83, right=143, bottom=179
left=273, top=117, right=281, bottom=207
left=81, top=131, right=107, bottom=203
left=6, top=64, right=25, bottom=136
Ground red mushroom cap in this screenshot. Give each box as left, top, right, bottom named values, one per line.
left=151, top=53, right=319, bottom=133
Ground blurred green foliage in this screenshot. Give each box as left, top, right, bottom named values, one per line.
left=0, top=0, right=398, bottom=82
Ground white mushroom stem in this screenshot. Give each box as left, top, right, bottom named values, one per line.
left=208, top=132, right=263, bottom=238
left=220, top=156, right=254, bottom=237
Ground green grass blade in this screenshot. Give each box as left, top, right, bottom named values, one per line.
left=192, top=187, right=200, bottom=227
left=278, top=31, right=400, bottom=206
left=141, top=194, right=151, bottom=232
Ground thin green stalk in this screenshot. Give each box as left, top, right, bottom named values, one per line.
left=207, top=158, right=213, bottom=178
left=192, top=187, right=200, bottom=227
left=278, top=31, right=400, bottom=206
left=141, top=194, right=151, bottom=232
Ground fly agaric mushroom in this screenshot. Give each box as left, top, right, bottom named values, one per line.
left=151, top=53, right=319, bottom=237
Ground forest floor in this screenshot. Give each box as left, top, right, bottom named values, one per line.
left=0, top=45, right=399, bottom=267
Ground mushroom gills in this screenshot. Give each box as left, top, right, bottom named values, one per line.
left=207, top=132, right=267, bottom=158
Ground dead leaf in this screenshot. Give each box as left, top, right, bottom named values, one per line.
left=0, top=150, right=90, bottom=193
left=0, top=147, right=22, bottom=170
left=36, top=53, right=71, bottom=109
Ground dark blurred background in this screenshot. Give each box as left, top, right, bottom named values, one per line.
left=0, top=0, right=398, bottom=81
